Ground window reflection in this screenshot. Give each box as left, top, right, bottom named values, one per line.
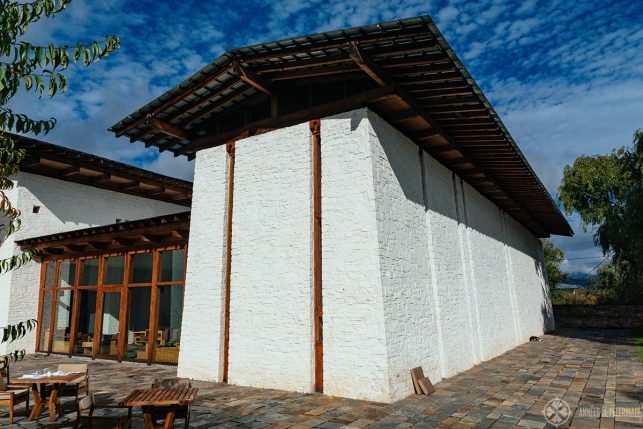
left=79, top=259, right=99, bottom=286
left=104, top=256, right=125, bottom=285
left=131, top=253, right=153, bottom=283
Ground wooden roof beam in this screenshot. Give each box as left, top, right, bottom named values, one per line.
left=349, top=42, right=393, bottom=87
left=57, top=166, right=80, bottom=178
left=147, top=117, right=195, bottom=142
left=232, top=61, right=274, bottom=95
left=175, top=85, right=398, bottom=156
left=88, top=241, right=109, bottom=250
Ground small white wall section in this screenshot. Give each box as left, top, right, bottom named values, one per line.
left=321, top=111, right=390, bottom=401
left=178, top=145, right=229, bottom=381
left=0, top=172, right=186, bottom=355
left=227, top=123, right=314, bottom=392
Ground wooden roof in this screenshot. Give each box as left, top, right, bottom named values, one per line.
left=12, top=133, right=192, bottom=206
left=110, top=15, right=572, bottom=237
left=15, top=211, right=190, bottom=258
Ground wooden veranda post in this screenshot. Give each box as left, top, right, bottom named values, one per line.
left=310, top=119, right=323, bottom=392
left=222, top=142, right=235, bottom=383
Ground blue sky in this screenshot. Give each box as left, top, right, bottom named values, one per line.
left=7, top=0, right=643, bottom=274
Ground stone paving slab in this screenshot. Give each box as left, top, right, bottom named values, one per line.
left=1, top=329, right=641, bottom=428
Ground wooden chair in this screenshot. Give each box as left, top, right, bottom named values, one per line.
left=151, top=378, right=192, bottom=428
left=74, top=393, right=131, bottom=429
left=0, top=370, right=29, bottom=424
left=52, top=363, right=89, bottom=402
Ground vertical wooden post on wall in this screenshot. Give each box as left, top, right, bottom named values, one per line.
left=47, top=261, right=61, bottom=355
left=34, top=262, right=46, bottom=353
left=117, top=255, right=131, bottom=362
left=148, top=251, right=160, bottom=365
left=310, top=119, right=323, bottom=393
left=68, top=260, right=82, bottom=357
left=222, top=142, right=235, bottom=383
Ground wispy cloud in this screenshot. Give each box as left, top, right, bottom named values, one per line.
left=6, top=0, right=643, bottom=272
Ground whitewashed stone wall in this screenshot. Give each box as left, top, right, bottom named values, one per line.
left=0, top=172, right=186, bottom=356
left=227, top=123, right=314, bottom=392
left=179, top=108, right=554, bottom=403
left=322, top=108, right=553, bottom=402
left=321, top=111, right=390, bottom=401
left=178, top=145, right=228, bottom=381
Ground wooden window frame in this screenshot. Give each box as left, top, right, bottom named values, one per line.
left=36, top=244, right=187, bottom=365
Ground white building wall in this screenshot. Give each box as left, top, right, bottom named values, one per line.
left=227, top=124, right=314, bottom=392
left=321, top=111, right=390, bottom=401
left=178, top=145, right=229, bottom=381
left=366, top=111, right=442, bottom=401
left=421, top=154, right=478, bottom=379
left=179, top=108, right=554, bottom=403
left=0, top=172, right=186, bottom=355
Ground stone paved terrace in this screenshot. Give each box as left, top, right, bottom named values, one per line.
left=1, top=329, right=641, bottom=429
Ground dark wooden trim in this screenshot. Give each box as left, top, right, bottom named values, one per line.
left=67, top=260, right=82, bottom=356
left=46, top=262, right=60, bottom=354
left=232, top=62, right=274, bottom=95
left=175, top=85, right=397, bottom=156
left=148, top=118, right=195, bottom=142
left=222, top=142, right=235, bottom=383
left=34, top=263, right=47, bottom=352
left=148, top=251, right=160, bottom=365
left=311, top=120, right=323, bottom=393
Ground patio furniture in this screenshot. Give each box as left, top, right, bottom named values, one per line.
left=11, top=371, right=84, bottom=421
left=0, top=372, right=29, bottom=424
left=75, top=393, right=131, bottom=429
left=121, top=386, right=198, bottom=429
left=46, top=363, right=89, bottom=402
left=151, top=378, right=192, bottom=428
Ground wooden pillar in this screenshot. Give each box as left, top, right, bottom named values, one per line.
left=222, top=142, right=235, bottom=383
left=310, top=119, right=323, bottom=392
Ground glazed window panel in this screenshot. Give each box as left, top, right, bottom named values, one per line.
left=52, top=289, right=73, bottom=353
left=104, top=255, right=125, bottom=285
left=126, top=287, right=151, bottom=361
left=99, top=291, right=121, bottom=358
left=73, top=289, right=97, bottom=355
left=79, top=258, right=99, bottom=286
left=130, top=253, right=153, bottom=283
left=44, top=263, right=55, bottom=289
left=160, top=249, right=185, bottom=283
left=38, top=290, right=54, bottom=351
left=156, top=284, right=183, bottom=364
left=58, top=260, right=77, bottom=288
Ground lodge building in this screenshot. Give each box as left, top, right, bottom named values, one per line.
left=3, top=15, right=572, bottom=403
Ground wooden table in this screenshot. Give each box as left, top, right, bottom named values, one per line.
left=11, top=372, right=84, bottom=421
left=121, top=386, right=198, bottom=429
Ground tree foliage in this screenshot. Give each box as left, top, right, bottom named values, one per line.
left=559, top=130, right=643, bottom=303
left=542, top=238, right=568, bottom=290
left=0, top=0, right=120, bottom=363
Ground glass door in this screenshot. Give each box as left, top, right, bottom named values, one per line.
left=97, top=291, right=121, bottom=358
left=125, top=287, right=151, bottom=361
left=73, top=289, right=97, bottom=355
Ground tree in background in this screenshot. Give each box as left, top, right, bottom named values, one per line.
left=542, top=239, right=568, bottom=291
left=0, top=0, right=119, bottom=365
left=559, top=130, right=643, bottom=303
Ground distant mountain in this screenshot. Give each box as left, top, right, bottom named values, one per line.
left=564, top=273, right=597, bottom=287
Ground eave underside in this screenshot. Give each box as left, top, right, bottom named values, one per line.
left=16, top=212, right=190, bottom=259
left=110, top=16, right=571, bottom=238
left=12, top=134, right=192, bottom=206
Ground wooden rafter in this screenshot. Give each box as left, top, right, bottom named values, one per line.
left=175, top=85, right=398, bottom=156
left=231, top=61, right=274, bottom=95
left=147, top=117, right=195, bottom=142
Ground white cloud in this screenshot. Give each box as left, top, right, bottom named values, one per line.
left=4, top=0, right=642, bottom=274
